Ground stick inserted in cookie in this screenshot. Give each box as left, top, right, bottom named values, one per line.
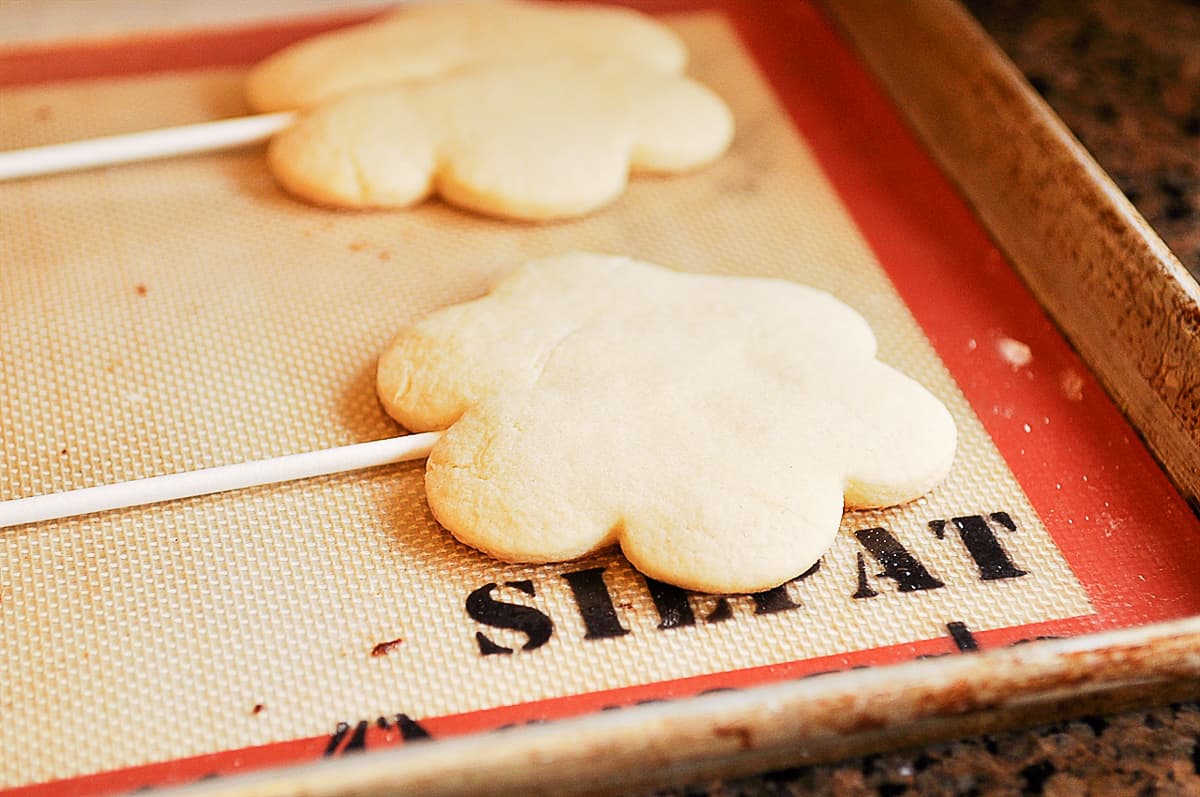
left=0, top=112, right=295, bottom=181
left=0, top=432, right=439, bottom=528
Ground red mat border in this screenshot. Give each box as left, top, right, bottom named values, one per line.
left=4, top=1, right=1199, bottom=794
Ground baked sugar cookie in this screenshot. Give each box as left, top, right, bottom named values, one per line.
left=246, top=0, right=687, bottom=112
left=377, top=253, right=957, bottom=593
left=267, top=59, right=733, bottom=220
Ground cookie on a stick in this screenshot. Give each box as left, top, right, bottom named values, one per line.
left=0, top=0, right=693, bottom=186
left=2, top=254, right=956, bottom=595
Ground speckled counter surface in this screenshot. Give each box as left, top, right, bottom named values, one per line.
left=645, top=703, right=1200, bottom=796
left=968, top=0, right=1200, bottom=280
left=647, top=1, right=1200, bottom=794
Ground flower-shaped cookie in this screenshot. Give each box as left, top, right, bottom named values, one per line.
left=246, top=0, right=687, bottom=112
left=377, top=254, right=957, bottom=593
left=266, top=59, right=733, bottom=220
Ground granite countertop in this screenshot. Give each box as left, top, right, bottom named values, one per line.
left=970, top=0, right=1200, bottom=282
left=648, top=1, right=1200, bottom=794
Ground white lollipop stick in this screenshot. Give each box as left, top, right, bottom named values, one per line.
left=0, top=111, right=296, bottom=181
left=0, top=432, right=440, bottom=529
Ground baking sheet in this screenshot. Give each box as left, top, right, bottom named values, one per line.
left=1, top=2, right=1198, bottom=794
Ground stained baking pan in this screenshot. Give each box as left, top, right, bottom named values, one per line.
left=1, top=1, right=1198, bottom=795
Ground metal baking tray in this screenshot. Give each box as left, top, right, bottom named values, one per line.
left=2, top=1, right=1198, bottom=795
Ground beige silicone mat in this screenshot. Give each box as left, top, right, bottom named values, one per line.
left=0, top=13, right=1092, bottom=789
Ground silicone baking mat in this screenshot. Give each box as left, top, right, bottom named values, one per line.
left=2, top=2, right=1198, bottom=794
